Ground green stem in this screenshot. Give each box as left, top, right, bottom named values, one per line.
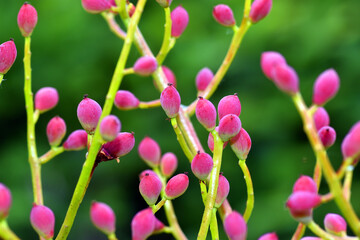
left=291, top=223, right=306, bottom=240
left=0, top=220, right=20, bottom=240
left=238, top=159, right=254, bottom=222
left=39, top=147, right=65, bottom=164
left=123, top=67, right=134, bottom=75
left=210, top=208, right=219, bottom=240
left=200, top=181, right=207, bottom=204
left=0, top=74, right=3, bottom=85
left=337, top=157, right=354, bottom=180
left=307, top=221, right=336, bottom=240
left=152, top=197, right=167, bottom=214
left=197, top=130, right=224, bottom=240
left=343, top=166, right=353, bottom=201
left=138, top=99, right=161, bottom=109
left=156, top=7, right=172, bottom=65
left=170, top=118, right=194, bottom=162
left=101, top=13, right=126, bottom=39
left=107, top=233, right=118, bottom=240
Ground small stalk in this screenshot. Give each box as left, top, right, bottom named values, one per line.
left=123, top=67, right=134, bottom=75
left=107, top=233, right=118, bottom=240
left=307, top=221, right=336, bottom=240
left=200, top=181, right=207, bottom=204
left=0, top=74, right=3, bottom=85
left=152, top=197, right=167, bottom=214
left=210, top=208, right=219, bottom=240
left=170, top=118, right=194, bottom=161
left=101, top=13, right=126, bottom=40
left=0, top=220, right=20, bottom=240
left=291, top=223, right=306, bottom=240
left=156, top=7, right=173, bottom=65
left=39, top=147, right=65, bottom=164
left=138, top=99, right=161, bottom=109
left=238, top=159, right=254, bottom=222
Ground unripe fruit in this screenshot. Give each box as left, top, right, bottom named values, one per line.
left=195, top=67, right=213, bottom=91
left=292, top=176, right=317, bottom=194
left=230, top=128, right=251, bottom=160
left=218, top=114, right=242, bottom=142
left=313, top=107, right=330, bottom=131
left=90, top=202, right=116, bottom=235
left=160, top=84, right=181, bottom=118
left=160, top=152, right=178, bottom=178
left=215, top=174, right=230, bottom=208
left=312, top=69, right=340, bottom=106
left=165, top=173, right=189, bottom=200
left=63, top=130, right=88, bottom=151
left=17, top=3, right=38, bottom=37
left=261, top=51, right=287, bottom=80
left=273, top=64, right=299, bottom=95
left=318, top=126, right=336, bottom=148
left=249, top=0, right=272, bottom=23
left=30, top=204, right=55, bottom=239
left=0, top=40, right=17, bottom=75
left=102, top=132, right=135, bottom=158
left=341, top=121, right=360, bottom=159
left=35, top=87, right=59, bottom=113
left=258, top=232, right=278, bottom=240
left=133, top=56, right=158, bottom=76
left=139, top=169, right=157, bottom=181
left=156, top=0, right=172, bottom=8
left=46, top=116, right=67, bottom=147
left=139, top=174, right=163, bottom=206
left=324, top=213, right=347, bottom=235
left=286, top=191, right=321, bottom=223
left=81, top=0, right=111, bottom=14
left=162, top=66, right=177, bottom=87
left=171, top=6, right=189, bottom=38
left=191, top=152, right=213, bottom=181
left=138, top=137, right=161, bottom=167
left=223, top=211, right=247, bottom=240
left=218, top=94, right=241, bottom=120
left=131, top=208, right=156, bottom=240
left=195, top=97, right=216, bottom=131
left=114, top=90, right=140, bottom=110
left=100, top=115, right=121, bottom=142
left=207, top=127, right=228, bottom=152
left=77, top=96, right=102, bottom=134
left=212, top=4, right=236, bottom=27
left=0, top=183, right=11, bottom=220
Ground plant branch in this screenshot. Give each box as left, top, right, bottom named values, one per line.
left=156, top=7, right=173, bottom=65
left=101, top=12, right=126, bottom=40
left=0, top=220, right=20, bottom=240
left=39, top=147, right=64, bottom=164
left=210, top=208, right=219, bottom=240
left=170, top=118, right=194, bottom=162
left=238, top=159, right=254, bottom=222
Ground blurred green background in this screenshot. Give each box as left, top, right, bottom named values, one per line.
left=1, top=0, right=360, bottom=239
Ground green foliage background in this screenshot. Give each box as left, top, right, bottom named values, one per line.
left=1, top=0, right=360, bottom=239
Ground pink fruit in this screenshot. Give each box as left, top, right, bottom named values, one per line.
left=162, top=66, right=177, bottom=87
left=214, top=174, right=230, bottom=208
left=261, top=51, right=287, bottom=80
left=218, top=114, right=242, bottom=142
left=160, top=152, right=178, bottom=178
left=223, top=211, right=247, bottom=240
left=131, top=208, right=156, bottom=240
left=138, top=137, right=161, bottom=167
left=0, top=183, right=11, bottom=220
left=258, top=232, right=278, bottom=240
left=0, top=40, right=17, bottom=75
left=139, top=174, right=163, bottom=206
left=212, top=4, right=236, bottom=27
left=165, top=173, right=189, bottom=200
left=341, top=121, right=360, bottom=158
left=30, top=204, right=55, bottom=239
left=195, top=67, right=213, bottom=91
left=312, top=69, right=340, bottom=106
left=90, top=202, right=116, bottom=235
left=102, top=132, right=135, bottom=158
left=34, top=87, right=59, bottom=113
left=230, top=128, right=251, bottom=160
left=81, top=0, right=112, bottom=14
left=63, top=130, right=88, bottom=151
left=46, top=116, right=66, bottom=147
left=195, top=97, right=216, bottom=131
left=160, top=84, right=181, bottom=118
left=249, top=0, right=272, bottom=23
left=77, top=96, right=102, bottom=134
left=171, top=6, right=189, bottom=38
left=313, top=107, right=330, bottom=131
left=133, top=56, right=158, bottom=76
left=292, top=176, right=317, bottom=194
left=100, top=115, right=121, bottom=142
left=324, top=213, right=347, bottom=235
left=191, top=152, right=213, bottom=181
left=17, top=3, right=38, bottom=37
left=286, top=191, right=321, bottom=223
left=273, top=64, right=299, bottom=95
left=318, top=126, right=336, bottom=148
left=114, top=90, right=140, bottom=110
left=139, top=169, right=157, bottom=181
left=218, top=94, right=241, bottom=120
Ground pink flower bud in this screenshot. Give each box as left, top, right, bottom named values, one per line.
left=0, top=40, right=17, bottom=75
left=171, top=6, right=189, bottom=38
left=139, top=173, right=163, bottom=206
left=165, top=173, right=189, bottom=200
left=131, top=208, right=156, bottom=240
left=156, top=0, right=172, bottom=8
left=273, top=64, right=299, bottom=95
left=207, top=127, right=228, bottom=152
left=160, top=152, right=178, bottom=178
left=318, top=126, right=336, bottom=148
left=191, top=152, right=213, bottom=181
left=63, top=130, right=88, bottom=151
left=218, top=94, right=241, bottom=120
left=81, top=0, right=111, bottom=14
left=162, top=66, right=177, bottom=87
left=138, top=137, right=161, bottom=167
left=258, top=232, right=278, bottom=240
left=133, top=56, right=158, bottom=76
left=139, top=169, right=157, bottom=181
left=324, top=213, right=347, bottom=235
left=218, top=114, right=242, bottom=142
left=215, top=174, right=230, bottom=208
left=341, top=121, right=360, bottom=158
left=195, top=67, right=213, bottom=91
left=30, top=204, right=55, bottom=239
left=261, top=51, right=287, bottom=80
left=160, top=84, right=181, bottom=118
left=77, top=96, right=102, bottom=134
left=153, top=217, right=165, bottom=233
left=312, top=69, right=340, bottom=106
left=249, top=0, right=272, bottom=23
left=212, top=4, right=236, bottom=27
left=0, top=183, right=11, bottom=220
left=313, top=107, right=330, bottom=131
left=286, top=191, right=321, bottom=223
left=46, top=116, right=66, bottom=147
left=223, top=211, right=247, bottom=240
left=102, top=132, right=135, bottom=158
left=230, top=128, right=251, bottom=160
left=17, top=3, right=38, bottom=37
left=195, top=97, right=216, bottom=131
left=292, top=176, right=317, bottom=194
left=100, top=115, right=121, bottom=142
left=90, top=202, right=116, bottom=235
left=35, top=87, right=59, bottom=113
left=114, top=90, right=140, bottom=110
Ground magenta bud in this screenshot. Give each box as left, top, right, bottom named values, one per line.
left=258, top=232, right=278, bottom=240
left=162, top=66, right=177, bottom=87
left=191, top=152, right=213, bottom=181
left=249, top=0, right=272, bottom=23
left=218, top=114, right=242, bottom=142
left=195, top=68, right=213, bottom=91
left=292, top=176, right=317, bottom=194
left=0, top=183, right=12, bottom=220
left=81, top=0, right=111, bottom=14
left=77, top=96, right=102, bottom=134
left=90, top=202, right=116, bottom=235
left=230, top=128, right=251, bottom=160
left=139, top=174, right=163, bottom=206
left=34, top=87, right=59, bottom=113
left=313, top=107, right=330, bottom=131
left=114, top=90, right=140, bottom=110
left=171, top=6, right=189, bottom=38
left=165, top=173, right=189, bottom=200
left=160, top=84, right=181, bottom=118
left=139, top=169, right=157, bottom=181
left=273, top=64, right=299, bottom=95
left=208, top=127, right=228, bottom=152
left=213, top=4, right=236, bottom=27
left=17, top=3, right=38, bottom=37
left=324, top=213, right=347, bottom=235
left=102, top=132, right=135, bottom=158
left=156, top=0, right=172, bottom=8
left=138, top=137, right=161, bottom=168
left=215, top=174, right=230, bottom=208
left=133, top=56, right=158, bottom=76
left=30, top=204, right=55, bottom=239
left=46, top=116, right=67, bottom=147
left=100, top=115, right=121, bottom=142
left=223, top=211, right=247, bottom=240
left=195, top=97, right=217, bottom=131
left=341, top=121, right=360, bottom=159
left=286, top=191, right=321, bottom=223
left=318, top=126, right=336, bottom=148
left=312, top=69, right=340, bottom=106
left=218, top=94, right=241, bottom=120
left=0, top=40, right=17, bottom=75
left=261, top=51, right=287, bottom=80
left=160, top=152, right=178, bottom=178
left=153, top=217, right=165, bottom=233
left=63, top=130, right=88, bottom=151
left=131, top=208, right=156, bottom=240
